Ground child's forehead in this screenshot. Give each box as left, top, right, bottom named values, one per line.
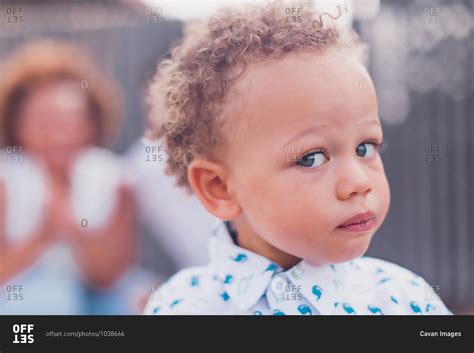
left=236, top=50, right=361, bottom=83
left=221, top=51, right=376, bottom=135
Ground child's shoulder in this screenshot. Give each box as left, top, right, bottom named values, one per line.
left=356, top=256, right=432, bottom=289
left=356, top=256, right=423, bottom=279
left=355, top=256, right=452, bottom=315
left=143, top=265, right=231, bottom=315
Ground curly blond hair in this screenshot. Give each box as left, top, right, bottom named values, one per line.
left=146, top=1, right=367, bottom=190
left=0, top=39, right=122, bottom=147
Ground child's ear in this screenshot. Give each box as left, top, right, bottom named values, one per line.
left=187, top=157, right=241, bottom=220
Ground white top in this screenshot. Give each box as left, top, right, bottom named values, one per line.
left=144, top=221, right=453, bottom=315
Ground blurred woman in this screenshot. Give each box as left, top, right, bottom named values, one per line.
left=0, top=40, right=136, bottom=314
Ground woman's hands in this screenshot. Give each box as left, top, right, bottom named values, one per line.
left=67, top=182, right=137, bottom=289
left=40, top=180, right=82, bottom=242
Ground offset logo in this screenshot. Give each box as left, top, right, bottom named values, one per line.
left=12, top=324, right=34, bottom=344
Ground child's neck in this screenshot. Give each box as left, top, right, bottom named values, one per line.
left=231, top=218, right=301, bottom=270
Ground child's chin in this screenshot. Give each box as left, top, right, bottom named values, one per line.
left=327, top=239, right=372, bottom=264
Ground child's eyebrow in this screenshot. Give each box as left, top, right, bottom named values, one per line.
left=284, top=119, right=381, bottom=145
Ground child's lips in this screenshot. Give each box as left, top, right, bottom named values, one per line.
left=337, top=218, right=375, bottom=232
left=337, top=211, right=375, bottom=232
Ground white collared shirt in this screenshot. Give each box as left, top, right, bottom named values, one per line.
left=144, top=222, right=452, bottom=315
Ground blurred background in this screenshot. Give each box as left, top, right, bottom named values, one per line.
left=0, top=0, right=472, bottom=314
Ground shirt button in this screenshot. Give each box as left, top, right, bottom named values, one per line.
left=270, top=276, right=287, bottom=295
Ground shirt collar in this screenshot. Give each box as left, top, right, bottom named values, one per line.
left=209, top=221, right=283, bottom=312
left=209, top=221, right=361, bottom=313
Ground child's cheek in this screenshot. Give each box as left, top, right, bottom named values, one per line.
left=253, top=181, right=332, bottom=238
left=366, top=170, right=390, bottom=235
left=379, top=173, right=391, bottom=224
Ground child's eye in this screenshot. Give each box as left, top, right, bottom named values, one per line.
left=356, top=142, right=379, bottom=158
left=296, top=141, right=381, bottom=168
left=296, top=151, right=327, bottom=168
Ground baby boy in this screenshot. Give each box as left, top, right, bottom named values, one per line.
left=143, top=2, right=452, bottom=315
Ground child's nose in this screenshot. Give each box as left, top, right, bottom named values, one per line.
left=335, top=162, right=372, bottom=201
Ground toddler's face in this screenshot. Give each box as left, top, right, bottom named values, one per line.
left=220, top=51, right=390, bottom=265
